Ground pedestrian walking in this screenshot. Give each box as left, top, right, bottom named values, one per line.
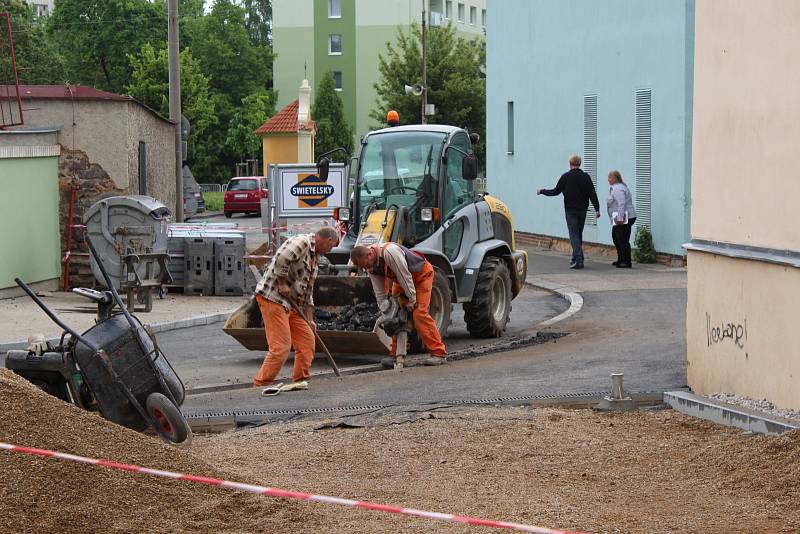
left=606, top=170, right=637, bottom=268
left=537, top=154, right=600, bottom=269
left=350, top=242, right=447, bottom=366
left=252, top=226, right=340, bottom=387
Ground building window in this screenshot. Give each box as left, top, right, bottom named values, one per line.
left=507, top=101, right=514, bottom=155
left=329, top=34, right=342, bottom=55
left=333, top=71, right=343, bottom=91
left=34, top=3, right=49, bottom=16
left=482, top=9, right=486, bottom=27
left=469, top=6, right=476, bottom=25
left=457, top=3, right=465, bottom=22
left=445, top=1, right=452, bottom=19
left=328, top=0, right=341, bottom=18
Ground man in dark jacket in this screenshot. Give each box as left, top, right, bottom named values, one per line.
left=537, top=155, right=600, bottom=269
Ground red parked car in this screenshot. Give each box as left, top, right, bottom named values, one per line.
left=224, top=176, right=268, bottom=218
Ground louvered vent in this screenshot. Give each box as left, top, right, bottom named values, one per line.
left=635, top=89, right=652, bottom=227
left=583, top=94, right=598, bottom=225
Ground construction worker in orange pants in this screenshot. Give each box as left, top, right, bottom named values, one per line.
left=252, top=227, right=339, bottom=387
left=350, top=243, right=447, bottom=366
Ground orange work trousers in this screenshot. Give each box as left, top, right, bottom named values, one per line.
left=390, top=262, right=447, bottom=357
left=253, top=295, right=315, bottom=386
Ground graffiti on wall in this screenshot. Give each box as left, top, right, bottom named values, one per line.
left=706, top=312, right=747, bottom=349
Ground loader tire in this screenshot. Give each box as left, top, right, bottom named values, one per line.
left=409, top=268, right=451, bottom=354
left=464, top=257, right=512, bottom=338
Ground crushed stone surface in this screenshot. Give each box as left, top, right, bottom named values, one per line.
left=2, top=365, right=799, bottom=533
left=194, top=405, right=800, bottom=534
left=709, top=392, right=800, bottom=423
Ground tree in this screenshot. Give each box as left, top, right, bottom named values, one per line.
left=125, top=43, right=220, bottom=180
left=371, top=22, right=486, bottom=163
left=47, top=0, right=166, bottom=93
left=238, top=0, right=271, bottom=47
left=313, top=71, right=354, bottom=162
left=184, top=0, right=275, bottom=178
left=224, top=90, right=276, bottom=161
left=186, top=0, right=274, bottom=107
left=0, top=0, right=66, bottom=84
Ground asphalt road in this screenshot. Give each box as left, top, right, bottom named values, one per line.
left=158, top=284, right=567, bottom=391
left=183, top=250, right=688, bottom=416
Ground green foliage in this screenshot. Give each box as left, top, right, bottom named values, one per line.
left=633, top=225, right=657, bottom=264
left=371, top=22, right=486, bottom=164
left=0, top=0, right=66, bottom=84
left=47, top=0, right=166, bottom=93
left=4, top=0, right=277, bottom=182
left=239, top=0, right=272, bottom=47
left=202, top=191, right=224, bottom=212
left=186, top=0, right=274, bottom=108
left=313, top=71, right=354, bottom=162
left=225, top=90, right=276, bottom=161
left=126, top=43, right=219, bottom=180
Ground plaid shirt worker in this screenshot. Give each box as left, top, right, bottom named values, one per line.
left=255, top=234, right=318, bottom=310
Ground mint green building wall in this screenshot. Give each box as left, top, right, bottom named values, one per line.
left=273, top=0, right=486, bottom=141
left=0, top=156, right=61, bottom=289
left=314, top=0, right=357, bottom=131
left=273, top=0, right=315, bottom=110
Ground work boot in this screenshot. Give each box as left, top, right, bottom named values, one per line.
left=422, top=355, right=447, bottom=366
left=381, top=357, right=396, bottom=369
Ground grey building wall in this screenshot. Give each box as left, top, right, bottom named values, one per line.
left=126, top=102, right=177, bottom=211
left=18, top=98, right=176, bottom=210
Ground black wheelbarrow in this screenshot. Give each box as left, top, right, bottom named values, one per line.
left=6, top=236, right=191, bottom=445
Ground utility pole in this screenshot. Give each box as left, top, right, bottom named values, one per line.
left=168, top=0, right=184, bottom=222
left=421, top=1, right=427, bottom=124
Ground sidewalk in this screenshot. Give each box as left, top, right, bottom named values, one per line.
left=0, top=292, right=248, bottom=350
left=521, top=244, right=687, bottom=293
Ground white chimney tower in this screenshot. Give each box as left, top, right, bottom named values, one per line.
left=297, top=79, right=311, bottom=125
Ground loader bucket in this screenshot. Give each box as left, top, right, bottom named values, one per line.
left=223, top=274, right=391, bottom=355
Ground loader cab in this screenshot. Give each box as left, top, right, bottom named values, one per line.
left=349, top=126, right=477, bottom=247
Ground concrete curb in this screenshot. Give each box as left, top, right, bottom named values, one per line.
left=185, top=363, right=378, bottom=396
left=525, top=276, right=584, bottom=327
left=0, top=309, right=236, bottom=353
left=664, top=390, right=799, bottom=436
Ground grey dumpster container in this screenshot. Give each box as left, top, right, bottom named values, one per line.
left=84, top=196, right=172, bottom=311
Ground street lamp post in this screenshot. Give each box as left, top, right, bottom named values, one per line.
left=421, top=1, right=427, bottom=124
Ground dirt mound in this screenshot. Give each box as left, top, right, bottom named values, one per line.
left=0, top=369, right=317, bottom=533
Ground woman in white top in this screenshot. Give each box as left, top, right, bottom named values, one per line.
left=606, top=170, right=637, bottom=268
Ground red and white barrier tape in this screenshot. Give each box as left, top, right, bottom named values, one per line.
left=0, top=442, right=582, bottom=534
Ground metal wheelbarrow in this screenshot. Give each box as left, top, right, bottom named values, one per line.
left=5, top=236, right=191, bottom=445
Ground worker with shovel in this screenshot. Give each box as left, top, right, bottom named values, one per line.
left=252, top=226, right=340, bottom=389
left=350, top=243, right=447, bottom=366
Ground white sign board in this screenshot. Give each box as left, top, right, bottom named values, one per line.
left=273, top=164, right=347, bottom=218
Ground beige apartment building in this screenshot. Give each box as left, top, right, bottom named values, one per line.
left=686, top=1, right=800, bottom=409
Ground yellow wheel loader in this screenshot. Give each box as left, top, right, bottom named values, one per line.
left=224, top=125, right=528, bottom=355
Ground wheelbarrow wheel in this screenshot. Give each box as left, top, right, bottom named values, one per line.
left=146, top=392, right=192, bottom=445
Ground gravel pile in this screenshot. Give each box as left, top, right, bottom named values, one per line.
left=315, top=302, right=379, bottom=332
left=195, top=405, right=800, bottom=534
left=0, top=368, right=317, bottom=533
left=709, top=392, right=800, bottom=422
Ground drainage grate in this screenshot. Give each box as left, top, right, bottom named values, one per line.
left=184, top=389, right=672, bottom=420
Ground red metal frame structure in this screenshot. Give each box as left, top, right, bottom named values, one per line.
left=62, top=186, right=88, bottom=291
left=0, top=12, right=24, bottom=128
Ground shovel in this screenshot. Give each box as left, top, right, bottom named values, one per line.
left=288, top=299, right=341, bottom=378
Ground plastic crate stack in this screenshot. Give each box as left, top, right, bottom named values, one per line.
left=167, top=223, right=246, bottom=296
